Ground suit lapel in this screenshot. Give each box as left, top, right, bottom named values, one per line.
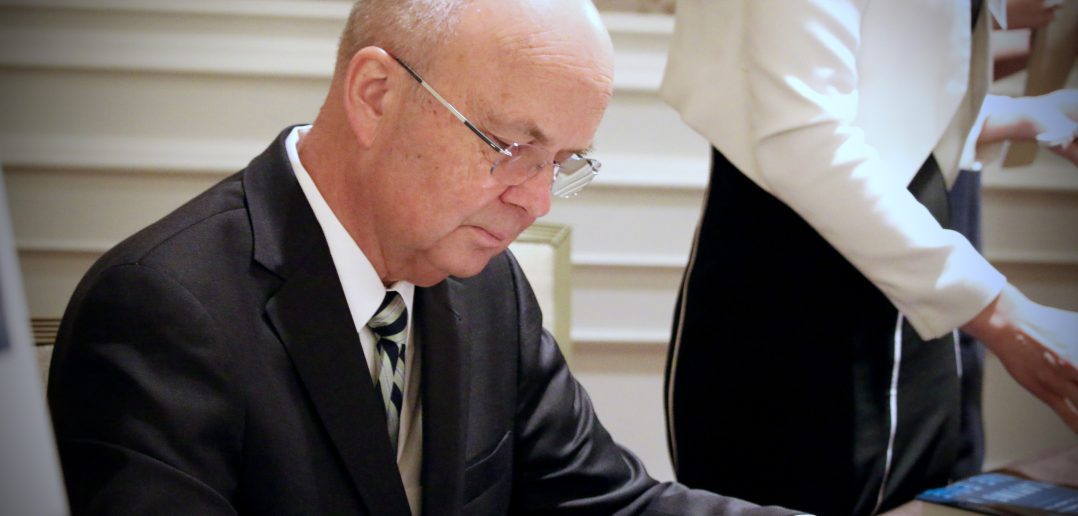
left=417, top=279, right=470, bottom=514
left=246, top=129, right=411, bottom=516
left=266, top=251, right=411, bottom=516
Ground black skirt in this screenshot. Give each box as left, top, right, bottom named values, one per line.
left=665, top=148, right=962, bottom=515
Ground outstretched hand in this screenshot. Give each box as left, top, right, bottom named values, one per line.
left=962, top=284, right=1078, bottom=433
left=979, top=89, right=1078, bottom=165
left=1002, top=0, right=1061, bottom=30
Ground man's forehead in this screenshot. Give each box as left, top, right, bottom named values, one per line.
left=436, top=2, right=611, bottom=154
left=481, top=107, right=596, bottom=156
left=448, top=0, right=613, bottom=82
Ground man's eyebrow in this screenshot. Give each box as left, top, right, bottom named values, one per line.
left=525, top=125, right=549, bottom=146
left=575, top=144, right=594, bottom=157
left=487, top=113, right=548, bottom=146
left=531, top=125, right=593, bottom=156
left=489, top=114, right=593, bottom=155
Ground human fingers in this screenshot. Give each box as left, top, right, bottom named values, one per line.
left=1030, top=347, right=1078, bottom=433
left=1049, top=142, right=1078, bottom=165
left=1009, top=0, right=1058, bottom=29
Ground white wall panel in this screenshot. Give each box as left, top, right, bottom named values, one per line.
left=981, top=187, right=1078, bottom=265
left=570, top=343, right=673, bottom=481
left=549, top=186, right=703, bottom=259
left=571, top=264, right=683, bottom=344
left=6, top=168, right=223, bottom=245
left=0, top=69, right=327, bottom=159
left=983, top=352, right=1077, bottom=469
left=593, top=90, right=711, bottom=160
left=994, top=263, right=1078, bottom=309
left=17, top=250, right=98, bottom=317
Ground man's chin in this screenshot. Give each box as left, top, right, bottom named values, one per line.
left=414, top=250, right=503, bottom=286
left=447, top=256, right=499, bottom=280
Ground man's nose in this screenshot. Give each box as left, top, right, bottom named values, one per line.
left=502, top=168, right=553, bottom=218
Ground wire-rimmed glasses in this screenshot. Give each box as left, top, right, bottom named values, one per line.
left=389, top=52, right=601, bottom=198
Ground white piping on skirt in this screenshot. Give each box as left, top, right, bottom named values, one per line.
left=953, top=329, right=963, bottom=379
left=873, top=313, right=904, bottom=514
left=665, top=182, right=712, bottom=474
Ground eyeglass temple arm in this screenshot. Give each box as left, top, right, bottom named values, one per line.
left=392, top=56, right=512, bottom=157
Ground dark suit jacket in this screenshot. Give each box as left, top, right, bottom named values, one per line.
left=48, top=128, right=795, bottom=515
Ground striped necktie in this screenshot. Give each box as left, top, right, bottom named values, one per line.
left=368, top=291, right=408, bottom=450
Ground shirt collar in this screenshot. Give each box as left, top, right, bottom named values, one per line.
left=285, top=125, right=415, bottom=332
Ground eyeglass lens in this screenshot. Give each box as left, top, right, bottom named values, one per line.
left=552, top=158, right=599, bottom=198
left=492, top=144, right=598, bottom=198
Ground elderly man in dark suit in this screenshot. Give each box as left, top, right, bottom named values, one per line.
left=46, top=1, right=796, bottom=514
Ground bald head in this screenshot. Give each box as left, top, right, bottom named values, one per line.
left=479, top=0, right=615, bottom=70
left=335, top=0, right=613, bottom=87
left=336, top=0, right=465, bottom=76
left=305, top=0, right=615, bottom=286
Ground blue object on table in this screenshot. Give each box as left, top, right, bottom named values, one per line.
left=918, top=472, right=1078, bottom=515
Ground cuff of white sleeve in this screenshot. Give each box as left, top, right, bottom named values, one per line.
left=903, top=252, right=1007, bottom=340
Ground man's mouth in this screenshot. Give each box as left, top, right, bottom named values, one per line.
left=470, top=225, right=509, bottom=246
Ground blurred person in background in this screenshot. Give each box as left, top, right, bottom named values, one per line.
left=661, top=0, right=1078, bottom=514
left=946, top=0, right=1068, bottom=481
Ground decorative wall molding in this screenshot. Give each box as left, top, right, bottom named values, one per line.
left=571, top=328, right=670, bottom=346
left=6, top=133, right=1077, bottom=194
left=0, top=0, right=678, bottom=19
left=30, top=317, right=60, bottom=347
left=574, top=252, right=687, bottom=270
left=0, top=1, right=671, bottom=91
left=0, top=136, right=711, bottom=190
left=0, top=135, right=258, bottom=175
left=15, top=240, right=112, bottom=255
left=0, top=2, right=342, bottom=79
left=594, top=0, right=675, bottom=15
left=0, top=0, right=352, bottom=19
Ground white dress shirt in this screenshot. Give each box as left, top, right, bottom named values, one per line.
left=661, top=0, right=1009, bottom=339
left=286, top=126, right=423, bottom=515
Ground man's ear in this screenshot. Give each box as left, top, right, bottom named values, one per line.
left=342, top=47, right=397, bottom=148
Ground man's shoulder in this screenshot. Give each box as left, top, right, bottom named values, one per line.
left=87, top=171, right=250, bottom=279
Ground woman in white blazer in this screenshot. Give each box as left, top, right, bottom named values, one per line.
left=661, top=1, right=1078, bottom=514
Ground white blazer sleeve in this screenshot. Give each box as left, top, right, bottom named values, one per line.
left=740, top=0, right=1005, bottom=338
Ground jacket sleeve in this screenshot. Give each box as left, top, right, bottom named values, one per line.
left=745, top=0, right=1005, bottom=339
left=675, top=0, right=1005, bottom=339
left=503, top=255, right=801, bottom=515
left=48, top=264, right=241, bottom=515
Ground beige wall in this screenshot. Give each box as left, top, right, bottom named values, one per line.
left=594, top=0, right=674, bottom=14
left=1, top=0, right=1074, bottom=485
